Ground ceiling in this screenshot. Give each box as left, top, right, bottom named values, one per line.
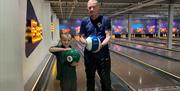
left=45, top=0, right=180, bottom=20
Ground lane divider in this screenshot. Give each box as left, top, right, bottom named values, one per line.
left=112, top=41, right=180, bottom=62
left=112, top=39, right=180, bottom=52
left=110, top=49, right=180, bottom=83
left=31, top=54, right=53, bottom=91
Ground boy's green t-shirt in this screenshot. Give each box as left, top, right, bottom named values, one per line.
left=51, top=45, right=77, bottom=81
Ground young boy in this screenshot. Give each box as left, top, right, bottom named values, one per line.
left=49, top=33, right=78, bottom=91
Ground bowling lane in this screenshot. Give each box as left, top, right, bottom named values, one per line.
left=112, top=40, right=180, bottom=60
left=134, top=38, right=180, bottom=44
left=132, top=38, right=180, bottom=48
left=74, top=39, right=180, bottom=90
left=115, top=38, right=180, bottom=50
left=110, top=51, right=179, bottom=91
left=109, top=43, right=180, bottom=78
left=159, top=37, right=180, bottom=42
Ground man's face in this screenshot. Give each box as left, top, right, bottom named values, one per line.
left=87, top=1, right=99, bottom=19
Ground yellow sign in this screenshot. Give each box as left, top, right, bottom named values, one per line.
left=26, top=19, right=43, bottom=44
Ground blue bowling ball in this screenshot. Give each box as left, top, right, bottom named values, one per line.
left=86, top=35, right=101, bottom=53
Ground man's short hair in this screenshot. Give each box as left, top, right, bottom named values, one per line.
left=87, top=0, right=98, bottom=6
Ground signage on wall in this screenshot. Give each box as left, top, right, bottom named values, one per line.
left=26, top=19, right=43, bottom=44
left=25, top=0, right=43, bottom=57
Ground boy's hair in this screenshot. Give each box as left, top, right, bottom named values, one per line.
left=60, top=33, right=72, bottom=39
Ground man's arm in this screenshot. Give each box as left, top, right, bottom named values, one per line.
left=101, top=30, right=111, bottom=47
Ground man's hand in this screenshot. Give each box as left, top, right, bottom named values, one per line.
left=80, top=34, right=87, bottom=45
left=101, top=30, right=111, bottom=46
left=100, top=43, right=104, bottom=49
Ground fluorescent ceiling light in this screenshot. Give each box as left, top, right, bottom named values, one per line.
left=144, top=15, right=166, bottom=18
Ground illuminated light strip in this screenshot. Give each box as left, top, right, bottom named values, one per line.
left=26, top=33, right=32, bottom=37
left=32, top=37, right=42, bottom=44
left=31, top=54, right=53, bottom=91
left=111, top=49, right=180, bottom=82
left=51, top=59, right=57, bottom=77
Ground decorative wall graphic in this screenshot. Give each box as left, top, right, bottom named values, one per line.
left=59, top=19, right=81, bottom=35
left=111, top=18, right=180, bottom=34
left=50, top=15, right=55, bottom=32
left=131, top=19, right=145, bottom=34
left=159, top=19, right=180, bottom=34
left=58, top=18, right=180, bottom=35
left=112, top=18, right=128, bottom=34
left=26, top=0, right=43, bottom=57
left=50, top=15, right=55, bottom=40
left=146, top=19, right=157, bottom=34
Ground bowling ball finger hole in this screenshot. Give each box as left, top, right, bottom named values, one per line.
left=67, top=56, right=73, bottom=62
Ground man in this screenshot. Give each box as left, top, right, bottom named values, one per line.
left=79, top=0, right=112, bottom=91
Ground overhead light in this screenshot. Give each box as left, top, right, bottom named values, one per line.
left=144, top=14, right=166, bottom=18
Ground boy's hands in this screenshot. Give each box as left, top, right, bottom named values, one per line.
left=71, top=62, right=79, bottom=67
left=63, top=48, right=71, bottom=51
